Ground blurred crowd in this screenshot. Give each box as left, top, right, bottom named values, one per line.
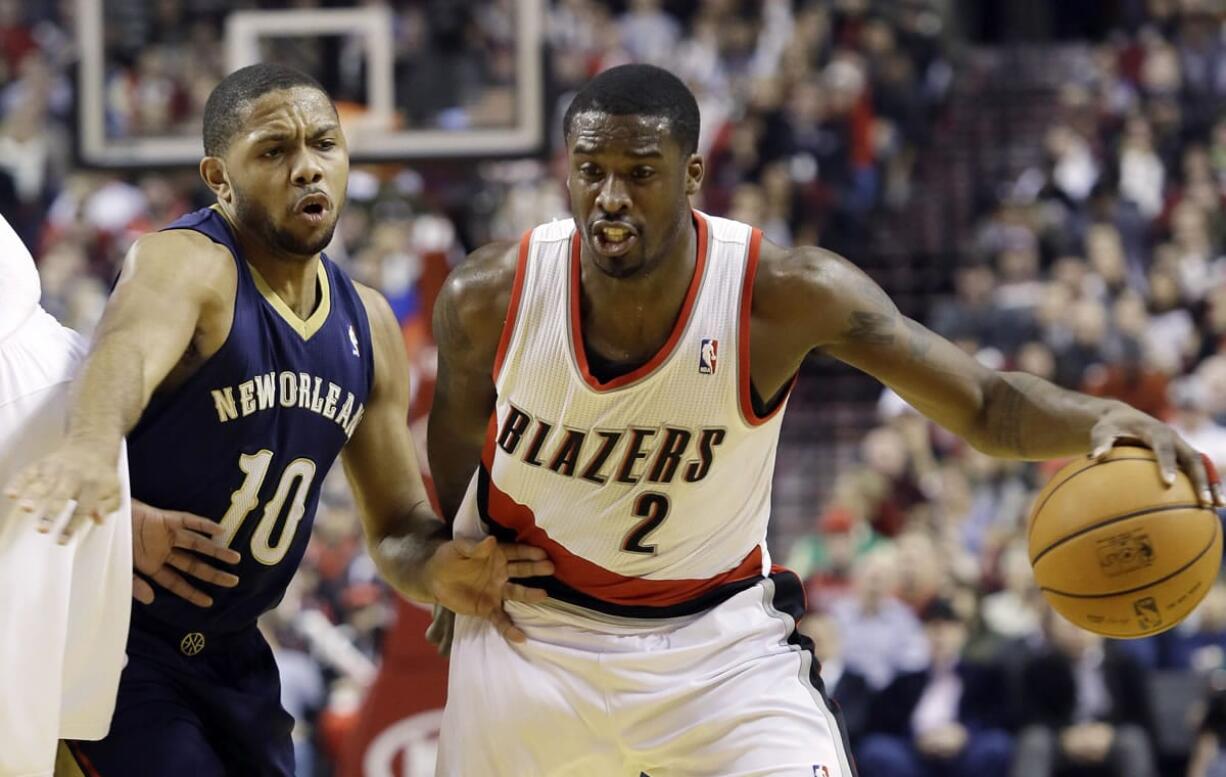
left=783, top=1, right=1226, bottom=775
left=5, top=0, right=1226, bottom=775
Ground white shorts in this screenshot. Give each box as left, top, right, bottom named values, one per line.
left=0, top=308, right=131, bottom=777
left=437, top=574, right=856, bottom=777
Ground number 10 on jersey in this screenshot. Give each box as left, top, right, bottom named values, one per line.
left=219, top=450, right=318, bottom=565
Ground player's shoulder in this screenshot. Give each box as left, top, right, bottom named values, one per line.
left=131, top=227, right=232, bottom=264
left=347, top=282, right=409, bottom=397
left=752, top=238, right=851, bottom=313
left=449, top=239, right=520, bottom=299
left=351, top=281, right=399, bottom=342
left=437, top=239, right=520, bottom=340
left=126, top=228, right=236, bottom=295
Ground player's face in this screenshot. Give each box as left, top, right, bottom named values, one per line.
left=226, top=87, right=348, bottom=258
left=567, top=111, right=703, bottom=278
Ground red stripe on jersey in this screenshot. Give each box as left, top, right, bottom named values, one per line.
left=568, top=211, right=710, bottom=391
left=480, top=413, right=501, bottom=480
left=492, top=230, right=533, bottom=381
left=738, top=228, right=796, bottom=426
left=484, top=469, right=764, bottom=607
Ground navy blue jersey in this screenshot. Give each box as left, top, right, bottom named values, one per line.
left=128, top=207, right=374, bottom=633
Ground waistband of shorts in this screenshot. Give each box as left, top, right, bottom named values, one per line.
left=129, top=606, right=259, bottom=656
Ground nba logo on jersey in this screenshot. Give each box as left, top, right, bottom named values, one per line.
left=698, top=338, right=718, bottom=375
left=813, top=766, right=830, bottom=777
left=349, top=324, right=360, bottom=357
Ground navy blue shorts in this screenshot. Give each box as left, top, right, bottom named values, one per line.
left=67, top=613, right=295, bottom=776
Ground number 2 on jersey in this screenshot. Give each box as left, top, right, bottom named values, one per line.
left=219, top=450, right=318, bottom=565
left=624, top=492, right=669, bottom=554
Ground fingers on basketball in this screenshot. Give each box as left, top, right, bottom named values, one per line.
left=1151, top=430, right=1178, bottom=485
left=1177, top=444, right=1214, bottom=506
left=1202, top=454, right=1226, bottom=506
left=1030, top=447, right=1221, bottom=638
left=1090, top=429, right=1119, bottom=460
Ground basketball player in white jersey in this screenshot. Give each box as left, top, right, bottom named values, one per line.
left=428, top=65, right=1219, bottom=776
left=0, top=214, right=132, bottom=777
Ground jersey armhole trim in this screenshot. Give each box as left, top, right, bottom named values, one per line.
left=737, top=228, right=796, bottom=427
left=492, top=229, right=532, bottom=382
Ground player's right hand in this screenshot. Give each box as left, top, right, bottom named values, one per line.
left=3, top=444, right=123, bottom=543
left=131, top=500, right=241, bottom=607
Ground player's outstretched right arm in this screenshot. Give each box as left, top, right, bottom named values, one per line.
left=5, top=230, right=236, bottom=541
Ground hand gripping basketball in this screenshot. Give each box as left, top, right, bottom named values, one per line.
left=3, top=444, right=122, bottom=543
left=1030, top=445, right=1223, bottom=638
left=1089, top=406, right=1225, bottom=507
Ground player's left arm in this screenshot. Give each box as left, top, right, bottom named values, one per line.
left=341, top=285, right=553, bottom=640
left=758, top=242, right=1221, bottom=505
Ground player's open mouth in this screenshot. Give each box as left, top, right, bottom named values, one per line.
left=294, top=194, right=331, bottom=225
left=591, top=221, right=638, bottom=257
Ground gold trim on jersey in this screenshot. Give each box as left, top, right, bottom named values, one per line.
left=246, top=259, right=332, bottom=341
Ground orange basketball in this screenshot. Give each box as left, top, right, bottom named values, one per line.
left=1028, top=445, right=1222, bottom=638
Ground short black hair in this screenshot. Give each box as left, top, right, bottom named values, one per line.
left=202, top=63, right=332, bottom=157
left=562, top=64, right=700, bottom=155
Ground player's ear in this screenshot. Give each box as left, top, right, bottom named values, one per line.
left=685, top=154, right=704, bottom=196
left=199, top=156, right=232, bottom=203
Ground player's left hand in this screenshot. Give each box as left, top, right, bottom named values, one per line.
left=1090, top=406, right=1225, bottom=507
left=424, top=536, right=554, bottom=643
left=131, top=499, right=241, bottom=607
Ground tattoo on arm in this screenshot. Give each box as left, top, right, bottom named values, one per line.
left=842, top=305, right=932, bottom=360
left=844, top=311, right=896, bottom=345
left=985, top=374, right=1038, bottom=457
left=837, top=266, right=935, bottom=361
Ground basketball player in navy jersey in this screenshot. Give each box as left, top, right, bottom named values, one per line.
left=426, top=64, right=1222, bottom=776
left=6, top=63, right=552, bottom=776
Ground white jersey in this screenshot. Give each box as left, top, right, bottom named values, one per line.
left=0, top=216, right=131, bottom=777
left=441, top=213, right=859, bottom=777
left=454, top=211, right=791, bottom=617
